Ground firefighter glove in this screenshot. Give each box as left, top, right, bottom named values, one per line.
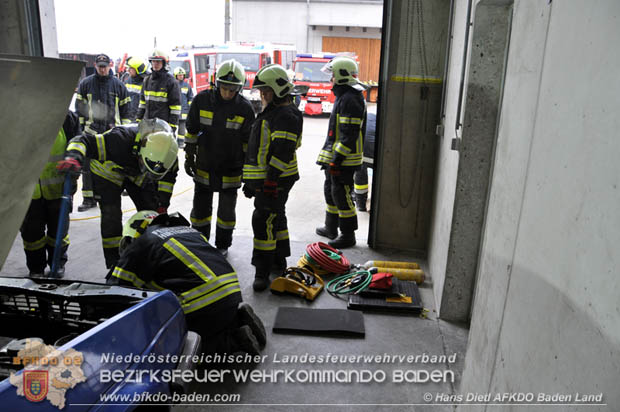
left=156, top=206, right=168, bottom=215
left=328, top=162, right=341, bottom=176
left=263, top=179, right=278, bottom=199
left=57, top=157, right=82, bottom=173
left=242, top=184, right=256, bottom=199
left=184, top=153, right=196, bottom=177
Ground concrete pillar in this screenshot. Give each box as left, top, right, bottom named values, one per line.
left=439, top=0, right=513, bottom=321
left=0, top=0, right=46, bottom=56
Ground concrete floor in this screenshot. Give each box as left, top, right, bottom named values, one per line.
left=0, top=108, right=469, bottom=411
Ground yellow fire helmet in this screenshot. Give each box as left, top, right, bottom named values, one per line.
left=322, top=56, right=365, bottom=90
left=127, top=56, right=147, bottom=75
left=252, top=64, right=294, bottom=98
left=120, top=210, right=159, bottom=252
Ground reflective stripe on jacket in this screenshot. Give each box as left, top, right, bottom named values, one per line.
left=316, top=85, right=366, bottom=168
left=185, top=89, right=254, bottom=187
left=108, top=223, right=241, bottom=315
left=75, top=73, right=132, bottom=135
left=34, top=111, right=81, bottom=199
left=137, top=69, right=182, bottom=131
left=243, top=101, right=303, bottom=187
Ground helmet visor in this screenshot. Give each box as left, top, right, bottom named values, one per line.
left=321, top=61, right=334, bottom=75
left=138, top=156, right=167, bottom=181
left=217, top=80, right=242, bottom=93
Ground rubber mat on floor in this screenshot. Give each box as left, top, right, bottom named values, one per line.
left=273, top=307, right=365, bottom=337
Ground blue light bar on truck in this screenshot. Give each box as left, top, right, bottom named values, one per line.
left=296, top=53, right=337, bottom=59
left=176, top=52, right=188, bottom=57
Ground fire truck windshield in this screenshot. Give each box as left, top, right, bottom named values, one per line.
left=217, top=53, right=260, bottom=72
left=294, top=61, right=332, bottom=82
left=169, top=60, right=190, bottom=75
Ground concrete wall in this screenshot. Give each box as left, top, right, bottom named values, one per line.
left=457, top=0, right=620, bottom=409
left=231, top=0, right=382, bottom=52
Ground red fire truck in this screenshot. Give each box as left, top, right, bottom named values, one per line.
left=215, top=42, right=296, bottom=111
left=169, top=46, right=218, bottom=95
left=292, top=52, right=359, bottom=115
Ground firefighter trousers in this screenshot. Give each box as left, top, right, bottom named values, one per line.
left=81, top=158, right=94, bottom=199
left=251, top=183, right=293, bottom=272
left=353, top=164, right=369, bottom=203
left=190, top=183, right=238, bottom=249
left=20, top=197, right=70, bottom=273
left=323, top=168, right=358, bottom=233
left=92, top=174, right=158, bottom=268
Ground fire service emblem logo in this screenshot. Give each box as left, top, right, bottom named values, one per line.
left=23, top=370, right=48, bottom=402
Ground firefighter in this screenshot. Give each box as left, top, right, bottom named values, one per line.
left=56, top=118, right=179, bottom=269
left=21, top=111, right=81, bottom=277
left=123, top=56, right=148, bottom=122
left=75, top=53, right=132, bottom=212
left=174, top=67, right=194, bottom=148
left=242, top=64, right=303, bottom=291
left=107, top=210, right=267, bottom=355
left=185, top=60, right=255, bottom=257
left=315, top=56, right=367, bottom=249
left=137, top=49, right=182, bottom=211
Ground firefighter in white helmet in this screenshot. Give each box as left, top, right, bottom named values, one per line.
left=184, top=59, right=255, bottom=257
left=136, top=48, right=182, bottom=215
left=57, top=118, right=179, bottom=269
left=315, top=56, right=367, bottom=249
left=173, top=66, right=194, bottom=148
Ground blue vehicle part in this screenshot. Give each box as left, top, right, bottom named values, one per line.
left=0, top=290, right=193, bottom=411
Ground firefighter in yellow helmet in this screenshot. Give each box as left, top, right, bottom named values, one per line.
left=123, top=56, right=148, bottom=122
left=184, top=59, right=255, bottom=257
left=57, top=118, right=179, bottom=269
left=107, top=210, right=267, bottom=355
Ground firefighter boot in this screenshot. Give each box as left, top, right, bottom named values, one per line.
left=315, top=212, right=338, bottom=240
left=328, top=231, right=356, bottom=249
left=253, top=269, right=270, bottom=292
left=237, top=303, right=267, bottom=347
left=356, top=195, right=368, bottom=212
left=232, top=325, right=261, bottom=356
left=271, top=257, right=287, bottom=274
left=77, top=197, right=97, bottom=212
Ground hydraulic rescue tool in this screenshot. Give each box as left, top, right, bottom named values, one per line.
left=270, top=267, right=324, bottom=301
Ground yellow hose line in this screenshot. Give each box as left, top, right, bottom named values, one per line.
left=70, top=186, right=194, bottom=222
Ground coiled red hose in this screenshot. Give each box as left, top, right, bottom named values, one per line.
left=305, top=242, right=351, bottom=274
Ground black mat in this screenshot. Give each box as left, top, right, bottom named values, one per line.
left=273, top=307, right=365, bottom=337
left=348, top=279, right=423, bottom=314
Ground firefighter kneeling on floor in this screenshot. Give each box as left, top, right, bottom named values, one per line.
left=106, top=210, right=267, bottom=356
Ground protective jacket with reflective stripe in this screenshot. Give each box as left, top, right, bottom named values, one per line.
left=243, top=101, right=303, bottom=189
left=124, top=74, right=145, bottom=121
left=178, top=79, right=194, bottom=119
left=316, top=84, right=366, bottom=168
left=107, top=222, right=242, bottom=315
left=33, top=111, right=81, bottom=200
left=137, top=69, right=182, bottom=131
left=64, top=126, right=177, bottom=196
left=75, top=72, right=132, bottom=135
left=186, top=89, right=254, bottom=187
